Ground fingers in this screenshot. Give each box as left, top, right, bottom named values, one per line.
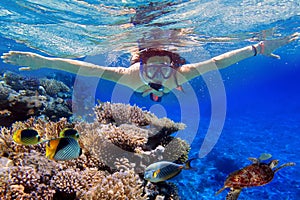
left=2, top=52, right=32, bottom=70
left=1, top=54, right=14, bottom=64
left=19, top=67, right=32, bottom=71
left=1, top=51, right=21, bottom=64
left=1, top=52, right=11, bottom=63
left=1, top=51, right=34, bottom=70
left=289, top=32, right=299, bottom=42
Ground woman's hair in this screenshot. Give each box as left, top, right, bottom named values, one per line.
left=130, top=48, right=186, bottom=68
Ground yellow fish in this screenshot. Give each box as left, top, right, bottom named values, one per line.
left=13, top=129, right=42, bottom=145
left=46, top=137, right=82, bottom=161
left=59, top=128, right=79, bottom=140
left=144, top=158, right=196, bottom=183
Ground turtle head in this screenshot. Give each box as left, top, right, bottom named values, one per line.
left=268, top=160, right=279, bottom=169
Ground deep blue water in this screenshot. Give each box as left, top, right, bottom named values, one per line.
left=1, top=1, right=300, bottom=199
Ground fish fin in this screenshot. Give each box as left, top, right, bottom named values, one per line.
left=45, top=139, right=60, bottom=160
left=184, top=158, right=197, bottom=169
left=37, top=135, right=42, bottom=143
left=12, top=130, right=21, bottom=144
left=226, top=188, right=242, bottom=200
left=153, top=169, right=160, bottom=178
left=39, top=139, right=49, bottom=144
left=79, top=148, right=83, bottom=156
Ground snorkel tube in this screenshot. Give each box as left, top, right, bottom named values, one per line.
left=139, top=61, right=164, bottom=102
left=136, top=48, right=187, bottom=102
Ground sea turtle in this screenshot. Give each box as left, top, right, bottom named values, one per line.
left=215, top=155, right=295, bottom=200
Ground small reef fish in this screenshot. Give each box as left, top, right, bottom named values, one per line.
left=144, top=158, right=196, bottom=183
left=59, top=128, right=79, bottom=140
left=13, top=129, right=42, bottom=145
left=46, top=137, right=82, bottom=161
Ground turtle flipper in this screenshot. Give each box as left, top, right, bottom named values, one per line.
left=226, top=188, right=242, bottom=200
left=215, top=187, right=226, bottom=196
left=274, top=162, right=296, bottom=173
left=248, top=157, right=259, bottom=164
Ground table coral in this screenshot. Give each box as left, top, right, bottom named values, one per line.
left=0, top=102, right=190, bottom=199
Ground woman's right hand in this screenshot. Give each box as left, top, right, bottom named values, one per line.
left=1, top=51, right=46, bottom=71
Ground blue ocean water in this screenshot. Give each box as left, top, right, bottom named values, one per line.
left=0, top=1, right=299, bottom=199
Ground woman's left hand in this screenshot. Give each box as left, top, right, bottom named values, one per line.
left=261, top=32, right=299, bottom=59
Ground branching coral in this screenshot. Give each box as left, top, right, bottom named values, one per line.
left=1, top=102, right=190, bottom=199
left=2, top=166, right=55, bottom=199
left=102, top=124, right=149, bottom=152
left=83, top=169, right=145, bottom=200
left=40, top=78, right=70, bottom=97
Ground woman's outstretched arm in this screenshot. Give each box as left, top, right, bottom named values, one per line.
left=178, top=32, right=299, bottom=83
left=1, top=51, right=129, bottom=82
left=1, top=51, right=145, bottom=90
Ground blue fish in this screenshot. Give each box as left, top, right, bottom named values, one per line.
left=144, top=158, right=196, bottom=183
left=46, top=137, right=82, bottom=161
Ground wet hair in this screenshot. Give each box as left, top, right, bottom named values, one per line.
left=130, top=48, right=186, bottom=68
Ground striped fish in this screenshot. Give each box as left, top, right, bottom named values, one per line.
left=144, top=158, right=196, bottom=183
left=59, top=128, right=80, bottom=140
left=46, top=137, right=82, bottom=161
left=13, top=129, right=42, bottom=145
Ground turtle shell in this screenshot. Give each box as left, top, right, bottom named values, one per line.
left=224, top=163, right=275, bottom=188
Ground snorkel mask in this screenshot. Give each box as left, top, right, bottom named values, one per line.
left=137, top=49, right=186, bottom=101
left=140, top=56, right=173, bottom=89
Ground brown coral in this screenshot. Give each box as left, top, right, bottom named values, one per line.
left=2, top=166, right=55, bottom=200
left=102, top=124, right=148, bottom=151
left=95, top=102, right=150, bottom=126
left=83, top=169, right=145, bottom=200
left=0, top=102, right=189, bottom=199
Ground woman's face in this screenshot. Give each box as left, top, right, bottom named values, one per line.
left=143, top=56, right=173, bottom=84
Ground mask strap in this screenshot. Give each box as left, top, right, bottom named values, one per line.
left=139, top=59, right=148, bottom=85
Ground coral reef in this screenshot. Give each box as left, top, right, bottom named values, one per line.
left=0, top=102, right=190, bottom=199
left=0, top=71, right=72, bottom=126
left=95, top=102, right=151, bottom=126
left=39, top=78, right=70, bottom=97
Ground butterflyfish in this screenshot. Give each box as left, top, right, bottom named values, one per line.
left=13, top=129, right=42, bottom=145
left=46, top=137, right=82, bottom=161
left=144, top=158, right=196, bottom=183
left=59, top=128, right=79, bottom=140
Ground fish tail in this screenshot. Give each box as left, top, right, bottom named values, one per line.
left=37, top=138, right=50, bottom=145
left=184, top=158, right=197, bottom=169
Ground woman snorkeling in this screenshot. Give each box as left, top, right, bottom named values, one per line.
left=1, top=32, right=299, bottom=102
